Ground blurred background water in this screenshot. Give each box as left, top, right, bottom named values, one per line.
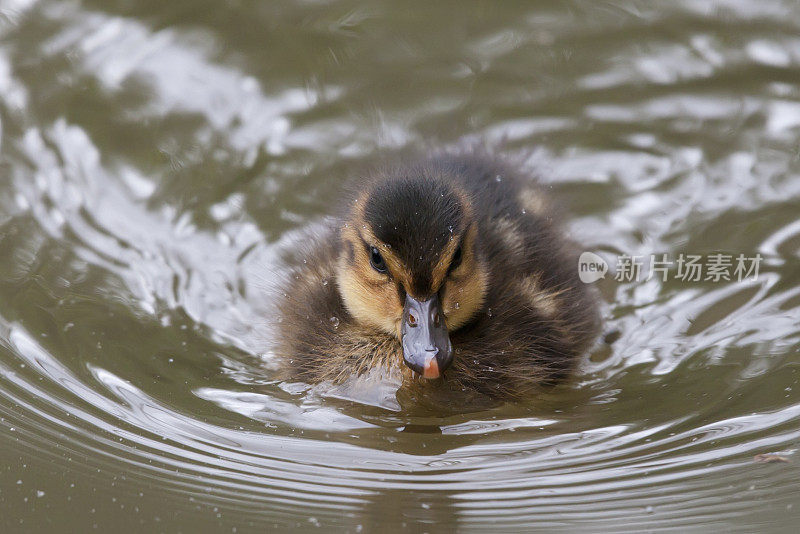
left=1, top=0, right=800, bottom=531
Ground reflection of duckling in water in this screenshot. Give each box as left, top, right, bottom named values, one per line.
left=274, top=152, right=599, bottom=399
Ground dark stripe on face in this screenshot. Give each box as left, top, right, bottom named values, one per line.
left=396, top=283, right=407, bottom=305
left=411, top=270, right=433, bottom=299
left=446, top=235, right=465, bottom=275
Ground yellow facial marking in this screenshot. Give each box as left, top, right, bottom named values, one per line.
left=440, top=224, right=488, bottom=330
left=428, top=227, right=464, bottom=293
left=336, top=223, right=404, bottom=337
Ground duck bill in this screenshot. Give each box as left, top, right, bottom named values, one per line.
left=401, top=294, right=453, bottom=379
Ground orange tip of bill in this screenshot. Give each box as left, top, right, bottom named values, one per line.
left=423, top=358, right=440, bottom=379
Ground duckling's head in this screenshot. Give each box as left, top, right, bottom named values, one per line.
left=336, top=171, right=488, bottom=379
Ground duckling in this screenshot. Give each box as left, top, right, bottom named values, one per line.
left=273, top=152, right=599, bottom=399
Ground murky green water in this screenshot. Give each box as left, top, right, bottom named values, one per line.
left=1, top=0, right=800, bottom=531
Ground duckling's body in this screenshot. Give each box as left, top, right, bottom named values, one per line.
left=274, top=153, right=599, bottom=399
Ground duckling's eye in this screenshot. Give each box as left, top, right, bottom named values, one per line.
left=447, top=245, right=463, bottom=275
left=369, top=246, right=388, bottom=274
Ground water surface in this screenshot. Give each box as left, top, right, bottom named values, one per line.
left=1, top=0, right=800, bottom=531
